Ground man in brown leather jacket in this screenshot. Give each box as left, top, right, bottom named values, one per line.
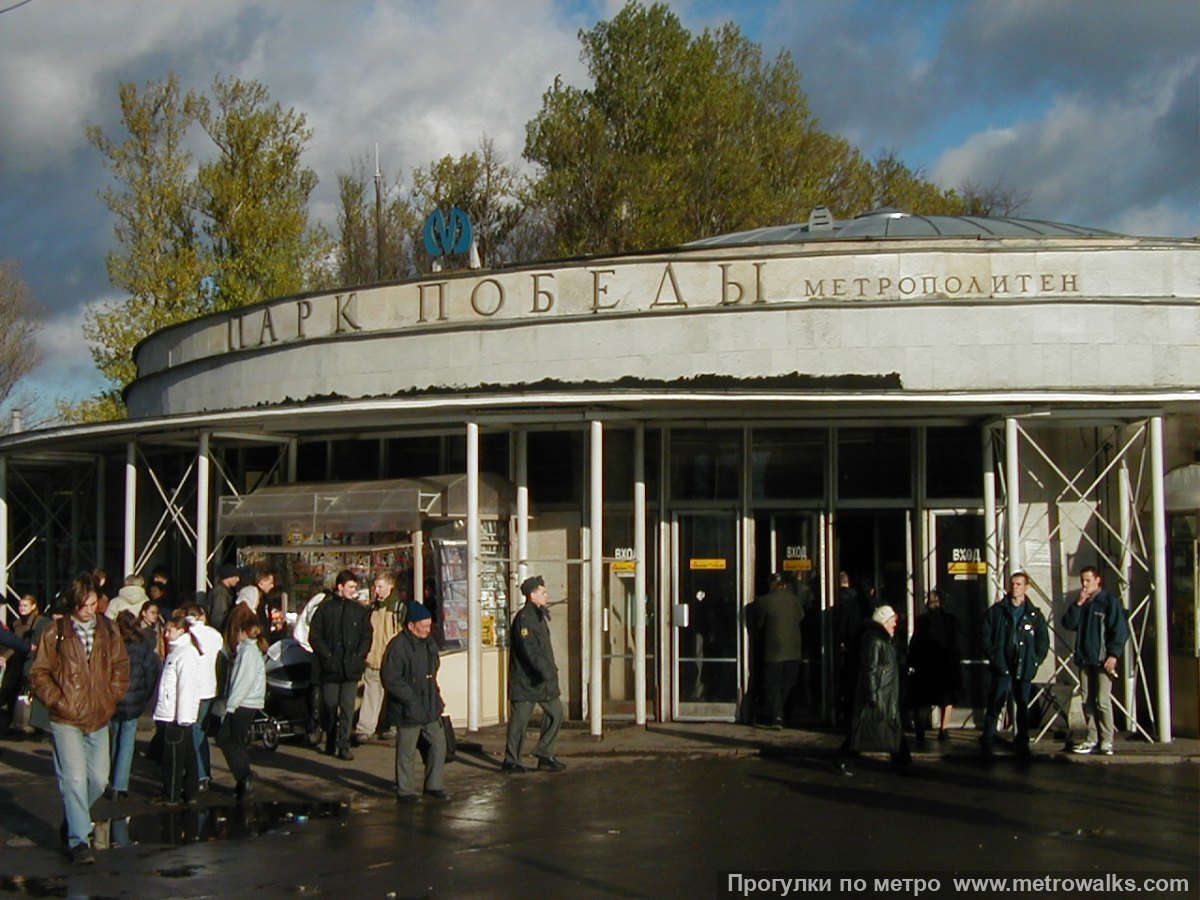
left=30, top=572, right=129, bottom=864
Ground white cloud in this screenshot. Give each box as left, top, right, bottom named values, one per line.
left=932, top=60, right=1200, bottom=233
left=0, top=1, right=249, bottom=173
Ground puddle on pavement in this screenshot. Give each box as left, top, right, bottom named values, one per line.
left=88, top=800, right=348, bottom=848
left=0, top=877, right=70, bottom=898
left=0, top=803, right=347, bottom=895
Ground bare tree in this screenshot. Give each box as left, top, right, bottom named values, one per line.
left=958, top=177, right=1032, bottom=217
left=0, top=260, right=44, bottom=418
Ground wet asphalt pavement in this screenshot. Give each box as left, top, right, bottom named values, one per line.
left=1, top=728, right=1197, bottom=898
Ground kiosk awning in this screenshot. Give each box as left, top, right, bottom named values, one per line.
left=218, top=473, right=515, bottom=537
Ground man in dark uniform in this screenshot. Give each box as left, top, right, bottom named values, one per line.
left=501, top=575, right=566, bottom=773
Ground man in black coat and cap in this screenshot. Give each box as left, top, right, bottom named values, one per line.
left=309, top=569, right=372, bottom=761
left=381, top=602, right=448, bottom=803
left=501, top=575, right=566, bottom=773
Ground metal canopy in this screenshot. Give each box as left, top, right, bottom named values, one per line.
left=217, top=472, right=515, bottom=537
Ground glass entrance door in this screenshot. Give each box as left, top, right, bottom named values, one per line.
left=602, top=512, right=657, bottom=718
left=835, top=511, right=910, bottom=613
left=752, top=512, right=823, bottom=722
left=673, top=512, right=740, bottom=720
left=929, top=510, right=988, bottom=709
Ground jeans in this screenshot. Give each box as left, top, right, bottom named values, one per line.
left=981, top=674, right=1032, bottom=746
left=49, top=721, right=110, bottom=848
left=321, top=681, right=358, bottom=753
left=217, top=707, right=256, bottom=784
left=504, top=698, right=563, bottom=764
left=193, top=698, right=213, bottom=781
left=108, top=717, right=139, bottom=792
left=161, top=722, right=199, bottom=802
left=1079, top=665, right=1115, bottom=746
left=396, top=719, right=444, bottom=796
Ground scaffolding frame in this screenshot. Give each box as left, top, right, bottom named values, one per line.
left=987, top=414, right=1171, bottom=743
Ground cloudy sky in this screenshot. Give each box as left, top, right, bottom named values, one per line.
left=0, top=0, right=1196, bottom=422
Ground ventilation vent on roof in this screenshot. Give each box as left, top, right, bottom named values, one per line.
left=808, top=205, right=834, bottom=232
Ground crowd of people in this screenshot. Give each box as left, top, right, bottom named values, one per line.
left=0, top=563, right=568, bottom=865
left=0, top=557, right=1129, bottom=864
left=748, top=564, right=1129, bottom=775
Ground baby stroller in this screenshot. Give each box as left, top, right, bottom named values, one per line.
left=248, top=638, right=323, bottom=751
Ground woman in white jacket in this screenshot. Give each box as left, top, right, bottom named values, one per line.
left=217, top=618, right=267, bottom=802
left=152, top=611, right=204, bottom=805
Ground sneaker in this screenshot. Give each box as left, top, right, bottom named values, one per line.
left=1072, top=741, right=1097, bottom=754
left=1099, top=743, right=1114, bottom=756
left=70, top=843, right=95, bottom=865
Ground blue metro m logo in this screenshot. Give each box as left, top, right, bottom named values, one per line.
left=423, top=207, right=473, bottom=258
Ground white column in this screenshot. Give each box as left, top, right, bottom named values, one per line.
left=466, top=422, right=481, bottom=732
left=287, top=438, right=298, bottom=483
left=1149, top=415, right=1172, bottom=742
left=1005, top=418, right=1021, bottom=573
left=516, top=429, right=529, bottom=592
left=589, top=420, right=604, bottom=737
left=634, top=424, right=647, bottom=725
left=195, top=433, right=211, bottom=600
left=124, top=442, right=137, bottom=575
left=1117, top=450, right=1136, bottom=723
left=983, top=427, right=999, bottom=600
left=412, top=528, right=423, bottom=607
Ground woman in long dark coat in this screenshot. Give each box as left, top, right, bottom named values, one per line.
left=907, top=589, right=963, bottom=743
left=845, top=605, right=910, bottom=773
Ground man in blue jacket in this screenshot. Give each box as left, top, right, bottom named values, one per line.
left=980, top=572, right=1050, bottom=759
left=1062, top=566, right=1129, bottom=755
